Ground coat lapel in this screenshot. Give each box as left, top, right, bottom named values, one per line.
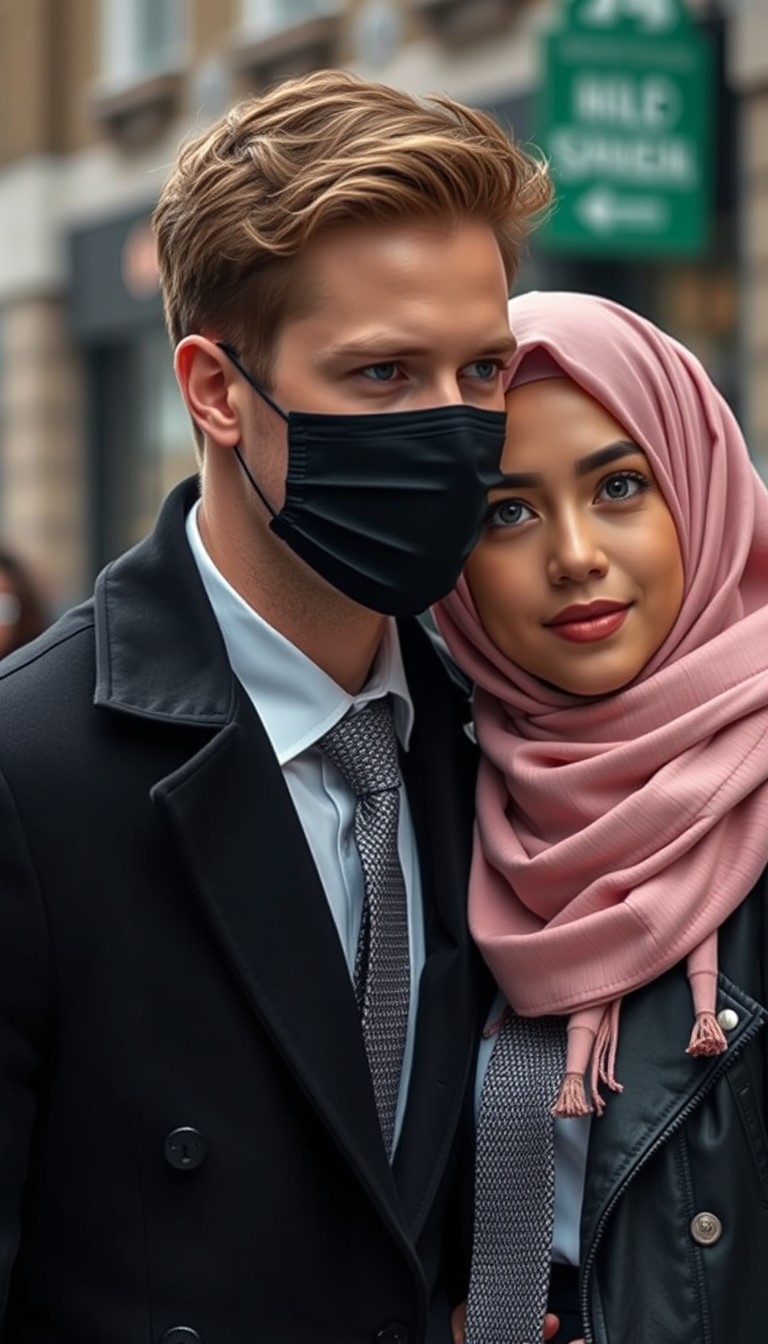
left=151, top=694, right=405, bottom=1230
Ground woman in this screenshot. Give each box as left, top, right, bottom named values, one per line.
left=435, top=291, right=768, bottom=1344
left=0, top=545, right=48, bottom=658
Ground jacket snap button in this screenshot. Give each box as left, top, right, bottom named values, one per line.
left=690, top=1211, right=723, bottom=1245
left=163, top=1127, right=207, bottom=1171
left=376, top=1324, right=410, bottom=1344
left=717, top=1008, right=739, bottom=1031
left=159, top=1330, right=202, bottom=1344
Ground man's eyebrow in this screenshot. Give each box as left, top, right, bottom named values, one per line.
left=320, top=332, right=518, bottom=361
left=478, top=333, right=519, bottom=359
left=495, top=441, right=644, bottom=490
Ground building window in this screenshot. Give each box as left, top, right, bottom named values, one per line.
left=240, top=0, right=337, bottom=37
left=234, top=0, right=342, bottom=84
left=99, top=0, right=185, bottom=88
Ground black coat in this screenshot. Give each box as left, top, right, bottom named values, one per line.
left=580, top=873, right=768, bottom=1343
left=0, top=478, right=481, bottom=1344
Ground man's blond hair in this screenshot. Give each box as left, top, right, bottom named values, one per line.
left=153, top=69, right=550, bottom=388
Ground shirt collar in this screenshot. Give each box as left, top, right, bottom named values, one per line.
left=186, top=501, right=414, bottom=765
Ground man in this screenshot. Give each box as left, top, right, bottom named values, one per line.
left=0, top=71, right=548, bottom=1343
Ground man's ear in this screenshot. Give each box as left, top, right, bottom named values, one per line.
left=174, top=336, right=243, bottom=448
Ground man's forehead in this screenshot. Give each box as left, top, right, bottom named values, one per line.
left=295, top=217, right=509, bottom=298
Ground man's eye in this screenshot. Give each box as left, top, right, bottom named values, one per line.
left=360, top=363, right=399, bottom=382
left=485, top=499, right=534, bottom=529
left=463, top=359, right=502, bottom=380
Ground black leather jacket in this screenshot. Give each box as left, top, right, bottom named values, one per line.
left=580, top=871, right=768, bottom=1343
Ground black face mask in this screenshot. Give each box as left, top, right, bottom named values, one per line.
left=219, top=344, right=506, bottom=618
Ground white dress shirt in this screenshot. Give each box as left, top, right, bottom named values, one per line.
left=186, top=502, right=425, bottom=1154
left=475, top=994, right=591, bottom=1266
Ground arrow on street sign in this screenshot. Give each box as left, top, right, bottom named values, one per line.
left=574, top=185, right=670, bottom=234
left=535, top=0, right=711, bottom=256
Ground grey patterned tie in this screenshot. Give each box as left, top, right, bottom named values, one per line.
left=465, top=1011, right=566, bottom=1344
left=318, top=698, right=410, bottom=1157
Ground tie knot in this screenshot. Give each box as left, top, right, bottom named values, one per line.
left=318, top=698, right=400, bottom=799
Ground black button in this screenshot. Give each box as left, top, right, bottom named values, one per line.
left=163, top=1127, right=207, bottom=1171
left=376, top=1324, right=410, bottom=1344
left=160, top=1330, right=201, bottom=1344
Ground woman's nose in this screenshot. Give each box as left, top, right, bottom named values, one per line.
left=546, top=513, right=609, bottom=585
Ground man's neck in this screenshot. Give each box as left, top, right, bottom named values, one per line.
left=259, top=592, right=388, bottom=695
left=198, top=501, right=389, bottom=695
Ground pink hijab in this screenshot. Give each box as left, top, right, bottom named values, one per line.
left=434, top=291, right=768, bottom=1115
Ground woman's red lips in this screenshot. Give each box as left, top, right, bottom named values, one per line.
left=545, top=600, right=630, bottom=627
left=544, top=601, right=631, bottom=644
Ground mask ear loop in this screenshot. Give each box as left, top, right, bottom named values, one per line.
left=216, top=342, right=286, bottom=521
left=232, top=445, right=278, bottom=521
left=217, top=343, right=288, bottom=422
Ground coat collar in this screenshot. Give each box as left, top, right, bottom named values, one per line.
left=94, top=476, right=235, bottom=726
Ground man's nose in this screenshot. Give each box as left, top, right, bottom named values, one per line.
left=415, top=376, right=465, bottom=409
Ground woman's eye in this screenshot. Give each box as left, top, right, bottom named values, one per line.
left=486, top=499, right=534, bottom=529
left=598, top=471, right=649, bottom=502
left=360, top=363, right=399, bottom=382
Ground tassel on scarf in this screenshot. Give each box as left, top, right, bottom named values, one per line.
left=550, top=991, right=727, bottom=1118
left=550, top=1004, right=623, bottom=1118
left=686, top=934, right=727, bottom=1057
left=551, top=1071, right=592, bottom=1118
left=589, top=998, right=623, bottom=1114
left=548, top=935, right=729, bottom=1119
left=686, top=1011, right=727, bottom=1057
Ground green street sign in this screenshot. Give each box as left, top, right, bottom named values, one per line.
left=535, top=0, right=712, bottom=257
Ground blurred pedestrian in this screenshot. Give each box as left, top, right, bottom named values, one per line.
left=0, top=546, right=48, bottom=658
left=436, top=290, right=768, bottom=1344
left=0, top=70, right=550, bottom=1343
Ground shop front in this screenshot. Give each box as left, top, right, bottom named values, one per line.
left=69, top=204, right=196, bottom=573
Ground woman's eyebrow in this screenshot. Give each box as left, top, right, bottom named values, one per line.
left=575, top=440, right=642, bottom=477
left=496, top=441, right=643, bottom=489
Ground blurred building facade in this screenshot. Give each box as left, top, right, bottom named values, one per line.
left=0, top=0, right=760, bottom=605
